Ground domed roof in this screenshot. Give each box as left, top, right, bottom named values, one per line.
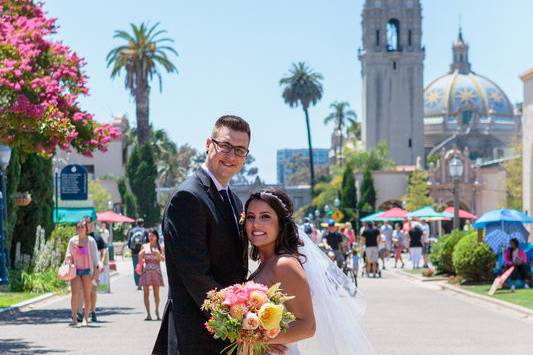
left=424, top=71, right=514, bottom=120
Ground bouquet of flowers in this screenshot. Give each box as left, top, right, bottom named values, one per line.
left=201, top=281, right=296, bottom=355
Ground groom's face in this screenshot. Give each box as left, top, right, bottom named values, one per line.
left=205, top=126, right=249, bottom=185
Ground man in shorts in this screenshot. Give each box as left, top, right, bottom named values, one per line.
left=361, top=221, right=380, bottom=277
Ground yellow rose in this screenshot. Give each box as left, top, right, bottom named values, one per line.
left=258, top=303, right=284, bottom=330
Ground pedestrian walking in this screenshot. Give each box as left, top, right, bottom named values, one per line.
left=408, top=224, right=423, bottom=269
left=138, top=228, right=165, bottom=320
left=392, top=223, right=405, bottom=268
left=83, top=216, right=107, bottom=322
left=420, top=220, right=430, bottom=268
left=99, top=222, right=110, bottom=244
left=343, top=222, right=356, bottom=247
left=380, top=221, right=393, bottom=257
left=127, top=218, right=148, bottom=289
left=64, top=220, right=99, bottom=327
left=361, top=221, right=380, bottom=277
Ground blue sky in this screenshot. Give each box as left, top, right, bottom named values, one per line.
left=43, top=0, right=532, bottom=183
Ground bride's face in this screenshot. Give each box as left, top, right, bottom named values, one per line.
left=245, top=199, right=280, bottom=249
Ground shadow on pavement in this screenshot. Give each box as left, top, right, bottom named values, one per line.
left=0, top=338, right=67, bottom=354
left=0, top=306, right=135, bottom=325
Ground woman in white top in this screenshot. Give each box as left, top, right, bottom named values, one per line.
left=64, top=220, right=99, bottom=327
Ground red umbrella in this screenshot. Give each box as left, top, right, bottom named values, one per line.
left=96, top=211, right=135, bottom=223
left=444, top=207, right=477, bottom=219
left=374, top=207, right=410, bottom=220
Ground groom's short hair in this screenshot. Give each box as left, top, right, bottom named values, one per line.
left=212, top=115, right=251, bottom=140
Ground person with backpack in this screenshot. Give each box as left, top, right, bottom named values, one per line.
left=128, top=218, right=148, bottom=289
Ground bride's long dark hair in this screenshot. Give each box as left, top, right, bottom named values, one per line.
left=244, top=188, right=305, bottom=262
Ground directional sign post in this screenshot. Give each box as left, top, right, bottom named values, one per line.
left=60, top=164, right=88, bottom=201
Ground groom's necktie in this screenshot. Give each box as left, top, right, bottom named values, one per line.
left=219, top=189, right=238, bottom=230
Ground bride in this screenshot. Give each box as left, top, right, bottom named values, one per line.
left=244, top=188, right=374, bottom=355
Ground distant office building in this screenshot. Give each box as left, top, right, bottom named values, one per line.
left=277, top=148, right=329, bottom=185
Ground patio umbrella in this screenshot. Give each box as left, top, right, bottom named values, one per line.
left=407, top=206, right=452, bottom=221
left=374, top=207, right=409, bottom=221
left=360, top=211, right=385, bottom=222
left=96, top=211, right=135, bottom=223
left=473, top=208, right=533, bottom=229
left=443, top=207, right=477, bottom=219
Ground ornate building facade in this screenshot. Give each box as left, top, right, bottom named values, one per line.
left=424, top=30, right=521, bottom=161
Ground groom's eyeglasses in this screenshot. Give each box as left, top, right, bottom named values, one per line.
left=211, top=138, right=249, bottom=158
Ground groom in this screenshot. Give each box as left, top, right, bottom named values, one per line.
left=153, top=115, right=251, bottom=354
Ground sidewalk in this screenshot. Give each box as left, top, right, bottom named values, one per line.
left=0, top=257, right=167, bottom=355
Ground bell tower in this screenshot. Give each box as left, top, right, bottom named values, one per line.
left=359, top=0, right=425, bottom=166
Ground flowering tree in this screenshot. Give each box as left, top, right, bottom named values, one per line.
left=0, top=0, right=120, bottom=156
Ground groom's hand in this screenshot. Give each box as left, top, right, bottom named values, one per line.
left=267, top=344, right=288, bottom=355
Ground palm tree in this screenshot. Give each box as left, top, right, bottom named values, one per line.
left=106, top=22, right=178, bottom=145
left=324, top=101, right=357, bottom=165
left=279, top=62, right=323, bottom=193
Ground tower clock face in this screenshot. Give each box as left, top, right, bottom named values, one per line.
left=374, top=0, right=381, bottom=8
left=406, top=0, right=414, bottom=7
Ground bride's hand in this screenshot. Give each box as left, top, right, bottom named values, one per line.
left=266, top=344, right=288, bottom=355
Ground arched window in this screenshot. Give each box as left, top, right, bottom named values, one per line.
left=386, top=19, right=400, bottom=51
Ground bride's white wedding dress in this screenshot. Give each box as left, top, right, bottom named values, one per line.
left=286, top=230, right=375, bottom=355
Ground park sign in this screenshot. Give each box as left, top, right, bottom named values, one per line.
left=60, top=164, right=88, bottom=200
left=331, top=209, right=344, bottom=223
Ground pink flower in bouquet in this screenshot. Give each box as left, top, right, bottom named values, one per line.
left=223, top=284, right=248, bottom=306
left=244, top=281, right=269, bottom=295
left=229, top=304, right=248, bottom=321
left=242, top=312, right=260, bottom=330
left=266, top=327, right=281, bottom=339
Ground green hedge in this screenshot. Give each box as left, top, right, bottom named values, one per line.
left=49, top=224, right=76, bottom=261
left=452, top=233, right=496, bottom=282
left=430, top=230, right=468, bottom=274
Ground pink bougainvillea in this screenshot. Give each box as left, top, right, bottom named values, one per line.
left=0, top=0, right=120, bottom=156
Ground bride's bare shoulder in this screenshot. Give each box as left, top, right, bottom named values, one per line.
left=272, top=255, right=306, bottom=281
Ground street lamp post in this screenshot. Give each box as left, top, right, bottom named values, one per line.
left=334, top=197, right=340, bottom=209
left=314, top=209, right=320, bottom=227
left=448, top=154, right=464, bottom=231
left=0, top=145, right=12, bottom=286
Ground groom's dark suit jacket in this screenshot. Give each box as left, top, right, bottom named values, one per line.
left=152, top=168, right=248, bottom=355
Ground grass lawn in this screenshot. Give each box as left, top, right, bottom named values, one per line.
left=0, top=292, right=42, bottom=308
left=462, top=284, right=533, bottom=310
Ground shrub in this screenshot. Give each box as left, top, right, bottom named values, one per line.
left=452, top=233, right=496, bottom=282
left=20, top=270, right=68, bottom=293
left=49, top=224, right=76, bottom=261
left=430, top=230, right=467, bottom=274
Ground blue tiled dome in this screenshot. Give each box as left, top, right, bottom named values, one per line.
left=424, top=71, right=514, bottom=125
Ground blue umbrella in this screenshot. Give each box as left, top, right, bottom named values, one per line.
left=484, top=230, right=511, bottom=253
left=473, top=208, right=533, bottom=229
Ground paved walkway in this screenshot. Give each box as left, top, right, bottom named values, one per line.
left=1, top=255, right=533, bottom=354
left=359, top=256, right=533, bottom=355
left=0, top=258, right=167, bottom=355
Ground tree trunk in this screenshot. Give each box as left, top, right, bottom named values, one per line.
left=303, top=107, right=315, bottom=195
left=337, top=121, right=343, bottom=166
left=135, top=78, right=150, bottom=146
